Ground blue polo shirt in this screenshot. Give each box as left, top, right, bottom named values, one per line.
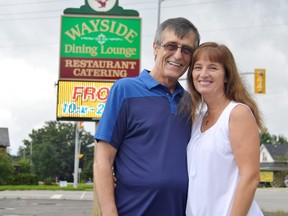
left=95, top=69, right=191, bottom=216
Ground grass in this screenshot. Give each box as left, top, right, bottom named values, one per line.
left=0, top=183, right=94, bottom=191
left=271, top=211, right=288, bottom=215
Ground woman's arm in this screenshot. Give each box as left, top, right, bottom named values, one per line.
left=229, top=104, right=260, bottom=216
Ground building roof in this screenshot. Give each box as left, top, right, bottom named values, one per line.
left=262, top=144, right=288, bottom=162
left=0, top=127, right=10, bottom=147
left=260, top=162, right=288, bottom=171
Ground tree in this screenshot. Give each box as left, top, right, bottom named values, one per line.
left=260, top=129, right=288, bottom=145
left=17, top=158, right=32, bottom=174
left=0, top=149, right=15, bottom=184
left=22, top=121, right=94, bottom=182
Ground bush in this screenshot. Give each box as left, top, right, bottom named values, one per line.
left=43, top=177, right=55, bottom=185
left=0, top=150, right=15, bottom=185
left=9, top=173, right=39, bottom=185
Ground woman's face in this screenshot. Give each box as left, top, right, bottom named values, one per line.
left=192, top=55, right=226, bottom=98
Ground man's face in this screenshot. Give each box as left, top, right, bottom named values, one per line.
left=153, top=29, right=197, bottom=83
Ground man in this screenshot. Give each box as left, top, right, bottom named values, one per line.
left=94, top=17, right=200, bottom=216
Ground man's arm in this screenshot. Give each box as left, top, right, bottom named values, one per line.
left=94, top=140, right=118, bottom=216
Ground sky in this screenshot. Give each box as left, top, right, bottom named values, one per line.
left=1, top=0, right=288, bottom=155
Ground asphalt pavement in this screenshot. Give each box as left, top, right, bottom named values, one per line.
left=0, top=199, right=93, bottom=216
left=0, top=188, right=287, bottom=216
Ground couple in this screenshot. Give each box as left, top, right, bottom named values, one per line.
left=94, top=17, right=264, bottom=216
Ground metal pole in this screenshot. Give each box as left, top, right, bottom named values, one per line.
left=30, top=143, right=32, bottom=158
left=30, top=142, right=32, bottom=168
left=157, top=0, right=165, bottom=27
left=73, top=122, right=79, bottom=189
left=92, top=121, right=101, bottom=216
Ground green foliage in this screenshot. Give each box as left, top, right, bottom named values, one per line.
left=260, top=129, right=288, bottom=145
left=0, top=149, right=15, bottom=185
left=17, top=159, right=32, bottom=173
left=9, top=173, right=38, bottom=185
left=275, top=155, right=288, bottom=162
left=81, top=159, right=94, bottom=182
left=43, top=177, right=54, bottom=185
left=21, top=121, right=94, bottom=182
left=0, top=183, right=93, bottom=191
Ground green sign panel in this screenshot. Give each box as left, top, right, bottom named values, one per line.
left=59, top=15, right=141, bottom=81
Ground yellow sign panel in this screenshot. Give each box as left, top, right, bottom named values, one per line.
left=254, top=69, right=266, bottom=94
left=260, top=171, right=273, bottom=182
left=56, top=81, right=114, bottom=121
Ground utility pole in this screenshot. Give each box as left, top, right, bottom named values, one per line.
left=92, top=121, right=101, bottom=216
left=157, top=0, right=165, bottom=27
left=28, top=142, right=33, bottom=174
left=73, top=122, right=79, bottom=189
left=30, top=142, right=33, bottom=168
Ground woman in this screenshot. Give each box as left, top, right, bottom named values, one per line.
left=186, top=42, right=264, bottom=216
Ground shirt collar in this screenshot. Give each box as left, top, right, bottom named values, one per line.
left=139, top=69, right=185, bottom=94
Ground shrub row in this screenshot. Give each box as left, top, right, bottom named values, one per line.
left=8, top=173, right=39, bottom=185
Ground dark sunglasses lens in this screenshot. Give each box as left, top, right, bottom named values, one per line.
left=163, top=43, right=193, bottom=55
left=165, top=44, right=178, bottom=51
left=182, top=47, right=193, bottom=55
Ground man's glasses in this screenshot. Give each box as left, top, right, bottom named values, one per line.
left=160, top=42, right=194, bottom=55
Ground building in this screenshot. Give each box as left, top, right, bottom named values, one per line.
left=0, top=127, right=10, bottom=150
left=260, top=144, right=288, bottom=187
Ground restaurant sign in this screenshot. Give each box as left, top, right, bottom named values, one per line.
left=59, top=15, right=141, bottom=81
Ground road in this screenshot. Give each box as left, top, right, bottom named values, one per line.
left=0, top=188, right=287, bottom=215
left=0, top=199, right=92, bottom=216
left=255, top=187, right=288, bottom=214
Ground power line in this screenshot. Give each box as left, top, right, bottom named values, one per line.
left=201, top=23, right=288, bottom=32
left=0, top=42, right=58, bottom=48
left=163, top=0, right=238, bottom=8
left=122, top=0, right=239, bottom=11
left=0, top=10, right=61, bottom=16
left=0, top=0, right=239, bottom=16
left=0, top=20, right=285, bottom=47
left=0, top=0, right=77, bottom=7
left=0, top=0, right=152, bottom=10
left=0, top=16, right=60, bottom=21
left=0, top=0, right=286, bottom=46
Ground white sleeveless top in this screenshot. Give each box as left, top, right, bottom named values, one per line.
left=186, top=101, right=263, bottom=216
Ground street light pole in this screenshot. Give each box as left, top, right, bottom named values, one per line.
left=157, top=0, right=165, bottom=27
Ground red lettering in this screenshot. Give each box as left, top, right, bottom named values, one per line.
left=72, top=86, right=110, bottom=101
left=72, top=86, right=85, bottom=100
left=97, top=87, right=110, bottom=101
left=83, top=87, right=96, bottom=101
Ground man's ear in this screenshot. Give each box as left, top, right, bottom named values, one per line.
left=153, top=42, right=159, bottom=57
